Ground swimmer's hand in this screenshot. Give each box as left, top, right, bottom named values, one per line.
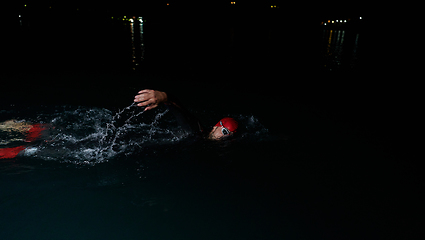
left=134, top=89, right=168, bottom=111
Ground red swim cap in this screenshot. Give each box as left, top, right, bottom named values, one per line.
left=214, top=117, right=238, bottom=133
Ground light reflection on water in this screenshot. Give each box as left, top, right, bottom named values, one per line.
left=129, top=16, right=145, bottom=70
left=322, top=29, right=360, bottom=71
left=12, top=13, right=365, bottom=74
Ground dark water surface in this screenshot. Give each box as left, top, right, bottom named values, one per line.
left=1, top=11, right=422, bottom=240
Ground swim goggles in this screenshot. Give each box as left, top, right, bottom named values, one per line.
left=220, top=121, right=231, bottom=135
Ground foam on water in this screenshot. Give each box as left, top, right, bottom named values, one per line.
left=21, top=103, right=187, bottom=165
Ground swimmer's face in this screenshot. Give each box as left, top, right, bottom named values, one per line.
left=208, top=126, right=233, bottom=140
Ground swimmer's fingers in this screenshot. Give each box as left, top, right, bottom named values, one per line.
left=138, top=89, right=153, bottom=94
left=134, top=95, right=159, bottom=111
left=134, top=90, right=154, bottom=104
left=134, top=90, right=168, bottom=111
left=134, top=94, right=148, bottom=104
left=136, top=98, right=156, bottom=108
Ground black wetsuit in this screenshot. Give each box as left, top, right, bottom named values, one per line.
left=164, top=94, right=205, bottom=138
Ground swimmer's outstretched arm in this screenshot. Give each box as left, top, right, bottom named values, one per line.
left=134, top=89, right=170, bottom=111
left=134, top=89, right=203, bottom=134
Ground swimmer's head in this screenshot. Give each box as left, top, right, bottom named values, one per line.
left=208, top=117, right=238, bottom=140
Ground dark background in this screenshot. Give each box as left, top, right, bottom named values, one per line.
left=1, top=2, right=423, bottom=239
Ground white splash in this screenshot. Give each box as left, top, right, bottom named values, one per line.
left=27, top=103, right=182, bottom=165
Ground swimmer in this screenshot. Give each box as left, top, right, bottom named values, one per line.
left=134, top=89, right=238, bottom=140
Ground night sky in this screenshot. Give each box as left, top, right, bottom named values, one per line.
left=9, top=0, right=367, bottom=16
